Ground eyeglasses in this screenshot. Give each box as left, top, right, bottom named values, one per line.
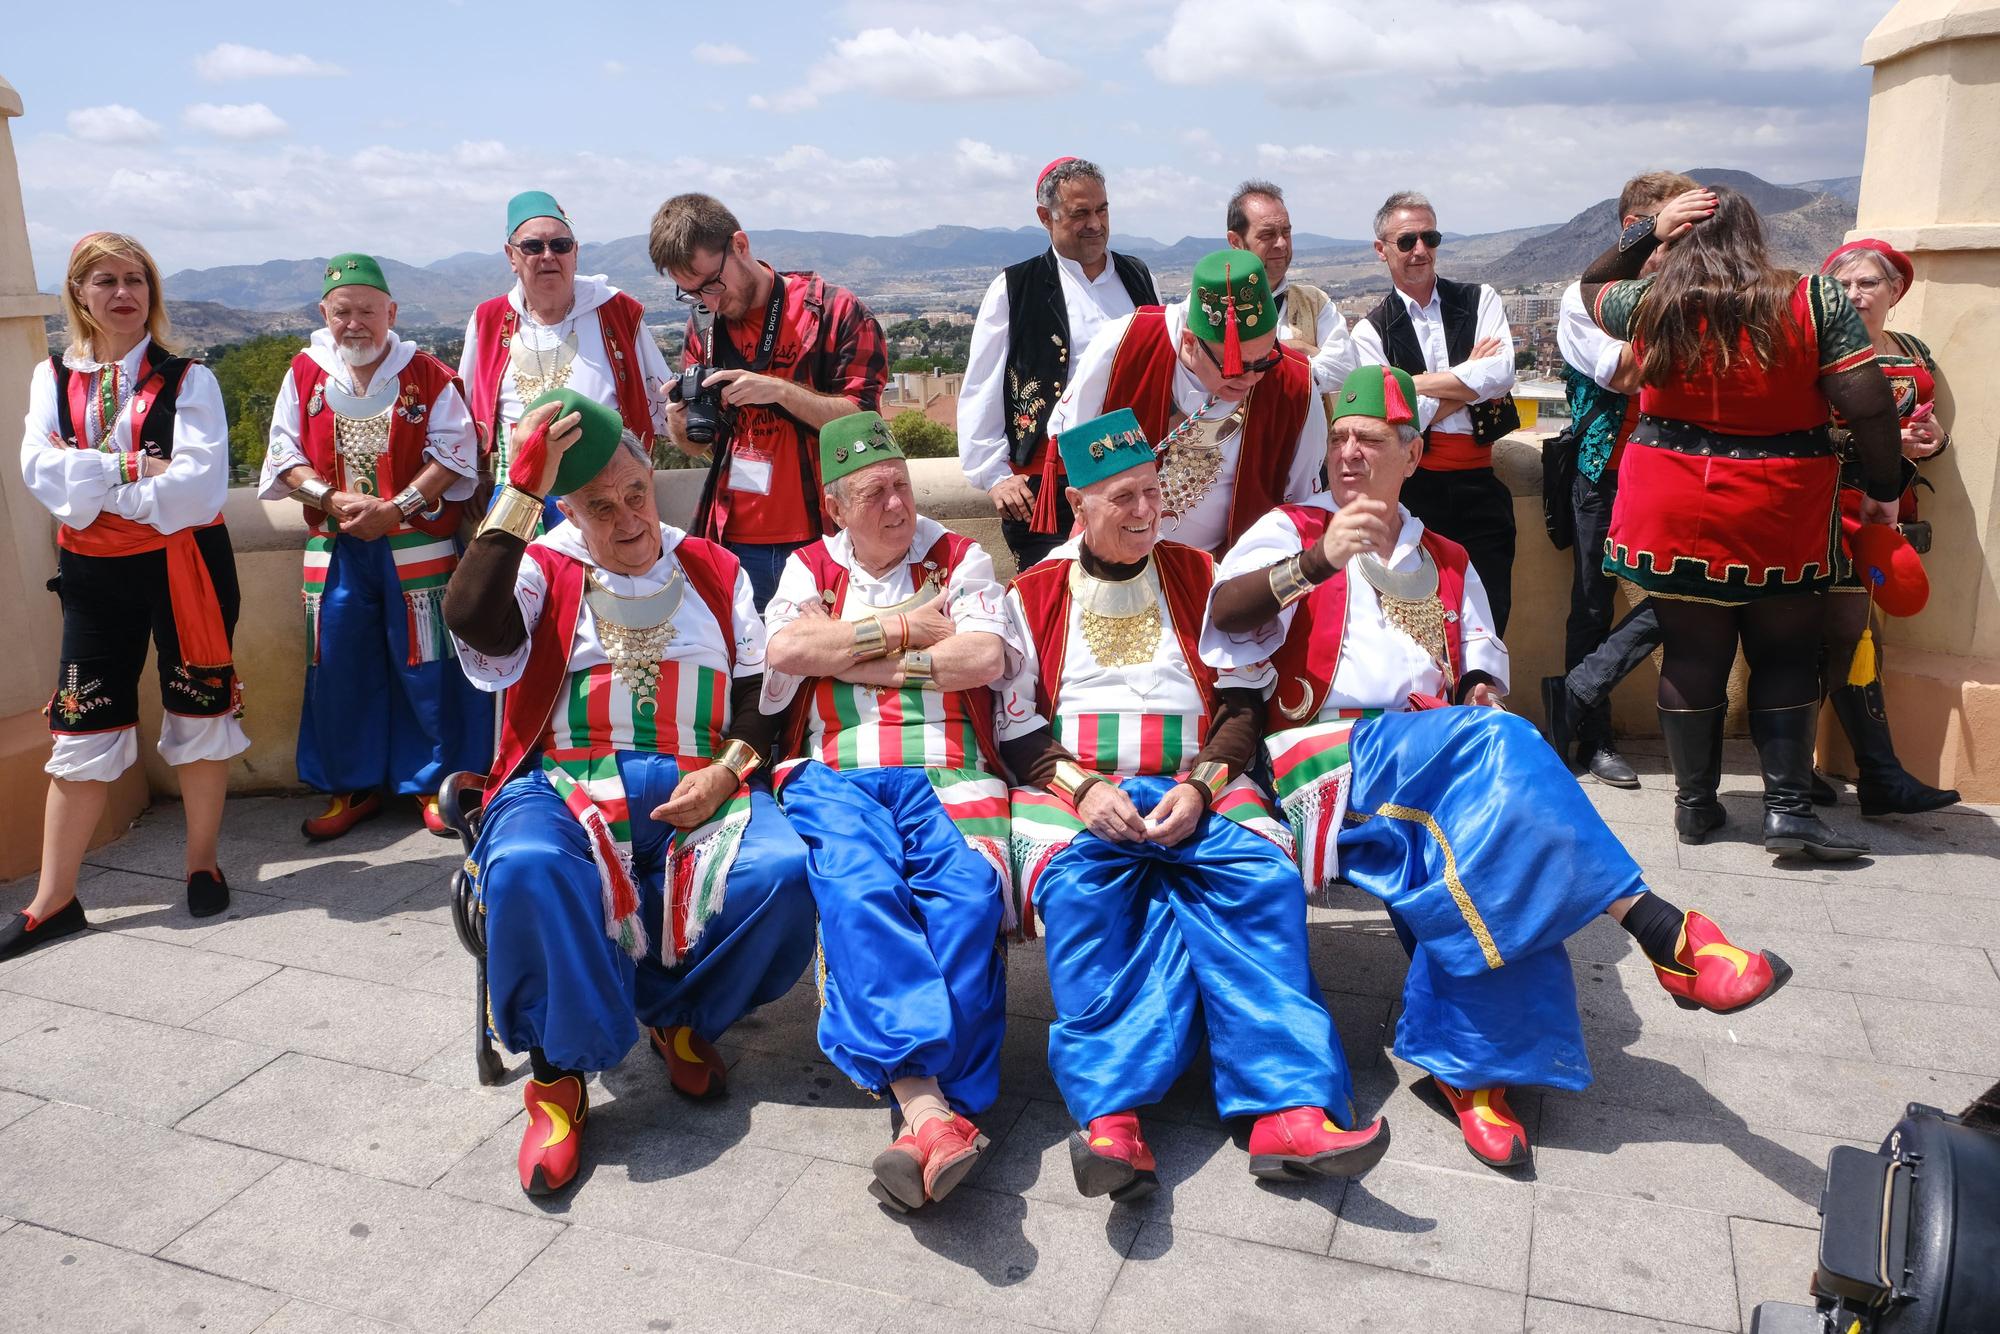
left=1198, top=338, right=1286, bottom=377
left=1392, top=230, right=1443, bottom=253
left=674, top=251, right=731, bottom=305
left=510, top=236, right=575, bottom=256
left=1839, top=276, right=1885, bottom=293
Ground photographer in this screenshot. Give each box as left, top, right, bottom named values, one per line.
left=650, top=193, right=888, bottom=607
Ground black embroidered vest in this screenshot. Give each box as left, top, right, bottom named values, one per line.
left=51, top=342, right=194, bottom=457
left=1002, top=249, right=1158, bottom=467
left=1363, top=276, right=1518, bottom=447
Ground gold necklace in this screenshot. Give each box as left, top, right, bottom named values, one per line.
left=1158, top=393, right=1248, bottom=517
left=1068, top=557, right=1161, bottom=668
left=586, top=569, right=684, bottom=715
left=509, top=328, right=578, bottom=403
left=1356, top=549, right=1453, bottom=679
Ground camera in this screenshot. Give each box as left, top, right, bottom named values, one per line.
left=672, top=365, right=732, bottom=448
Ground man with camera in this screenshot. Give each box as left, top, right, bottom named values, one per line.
left=1351, top=191, right=1521, bottom=635
left=650, top=193, right=889, bottom=608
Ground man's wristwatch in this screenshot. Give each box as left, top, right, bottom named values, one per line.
left=1185, top=761, right=1229, bottom=804
left=1617, top=214, right=1658, bottom=253
left=716, top=739, right=762, bottom=783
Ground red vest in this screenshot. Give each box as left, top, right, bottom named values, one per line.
left=484, top=536, right=741, bottom=798
left=1265, top=505, right=1470, bottom=723
left=1010, top=540, right=1217, bottom=723
left=1100, top=308, right=1314, bottom=551
left=467, top=292, right=654, bottom=457
left=785, top=531, right=1002, bottom=769
left=291, top=349, right=466, bottom=539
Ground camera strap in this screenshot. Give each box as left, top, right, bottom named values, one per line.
left=712, top=269, right=786, bottom=375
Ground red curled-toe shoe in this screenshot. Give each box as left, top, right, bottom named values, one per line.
left=301, top=790, right=383, bottom=841
left=1248, top=1106, right=1391, bottom=1180
left=1069, top=1111, right=1159, bottom=1201
left=1652, top=910, right=1792, bottom=1015
left=872, top=1113, right=990, bottom=1211
left=649, top=1025, right=728, bottom=1100
left=418, top=795, right=451, bottom=837
left=1433, top=1080, right=1531, bottom=1169
left=518, top=1074, right=588, bottom=1196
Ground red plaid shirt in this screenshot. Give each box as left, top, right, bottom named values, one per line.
left=683, top=269, right=887, bottom=544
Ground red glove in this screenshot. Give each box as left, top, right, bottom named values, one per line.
left=506, top=412, right=555, bottom=496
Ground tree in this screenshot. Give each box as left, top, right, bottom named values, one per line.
left=888, top=410, right=956, bottom=459
left=204, top=333, right=303, bottom=484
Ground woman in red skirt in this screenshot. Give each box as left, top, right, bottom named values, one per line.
left=1582, top=187, right=1903, bottom=859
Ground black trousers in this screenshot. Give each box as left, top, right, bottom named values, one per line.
left=1402, top=466, right=1515, bottom=637
left=1564, top=469, right=1623, bottom=749
left=1000, top=471, right=1075, bottom=573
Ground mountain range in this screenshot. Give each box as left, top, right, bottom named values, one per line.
left=111, top=170, right=1861, bottom=347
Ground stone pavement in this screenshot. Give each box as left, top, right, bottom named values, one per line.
left=2, top=742, right=1996, bottom=1334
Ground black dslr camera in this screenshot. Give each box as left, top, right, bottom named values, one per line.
left=671, top=364, right=732, bottom=448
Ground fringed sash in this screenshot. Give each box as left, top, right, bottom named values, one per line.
left=1264, top=712, right=1379, bottom=898
left=302, top=528, right=457, bottom=666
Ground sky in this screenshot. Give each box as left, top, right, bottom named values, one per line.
left=6, top=0, right=1890, bottom=286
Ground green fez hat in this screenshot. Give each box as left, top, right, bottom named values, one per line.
left=1187, top=248, right=1277, bottom=376
left=1057, top=408, right=1153, bottom=490
left=322, top=253, right=390, bottom=298
left=506, top=189, right=570, bottom=239
left=525, top=387, right=625, bottom=495
left=818, top=411, right=904, bottom=486
left=1331, top=364, right=1419, bottom=425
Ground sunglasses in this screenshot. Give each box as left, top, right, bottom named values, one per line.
left=1392, top=230, right=1443, bottom=253
left=510, top=236, right=576, bottom=256
left=1198, top=338, right=1285, bottom=377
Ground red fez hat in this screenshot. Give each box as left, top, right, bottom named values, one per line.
left=1850, top=522, right=1929, bottom=617
left=1036, top=156, right=1079, bottom=197
left=1822, top=238, right=1914, bottom=293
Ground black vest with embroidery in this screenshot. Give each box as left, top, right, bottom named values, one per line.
left=1001, top=249, right=1158, bottom=467
left=1363, top=276, right=1519, bottom=446
left=50, top=343, right=194, bottom=456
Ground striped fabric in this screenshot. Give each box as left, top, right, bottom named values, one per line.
left=1265, top=712, right=1379, bottom=897
left=807, top=680, right=980, bottom=772
left=1055, top=711, right=1206, bottom=778
left=544, top=663, right=727, bottom=760
left=299, top=527, right=458, bottom=666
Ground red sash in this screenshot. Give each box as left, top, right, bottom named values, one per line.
left=467, top=292, right=655, bottom=458
left=291, top=349, right=466, bottom=538
left=1420, top=430, right=1486, bottom=472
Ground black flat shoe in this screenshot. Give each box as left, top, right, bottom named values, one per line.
left=1586, top=746, right=1640, bottom=789
left=0, top=898, right=88, bottom=961
left=187, top=868, right=230, bottom=918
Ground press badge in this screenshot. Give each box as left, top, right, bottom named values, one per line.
left=729, top=442, right=774, bottom=495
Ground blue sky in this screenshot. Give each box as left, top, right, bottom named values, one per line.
left=7, top=0, right=1888, bottom=285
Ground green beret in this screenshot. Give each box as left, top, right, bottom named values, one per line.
left=525, top=387, right=626, bottom=495
left=507, top=190, right=569, bottom=239
left=1187, top=248, right=1277, bottom=350
left=322, top=253, right=390, bottom=299
left=1331, top=365, right=1420, bottom=426
left=819, top=411, right=904, bottom=487
left=1057, top=408, right=1153, bottom=491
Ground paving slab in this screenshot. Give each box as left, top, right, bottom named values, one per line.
left=0, top=1088, right=39, bottom=1130
left=0, top=1100, right=279, bottom=1253
left=0, top=987, right=62, bottom=1044
left=251, top=1300, right=402, bottom=1333
left=469, top=1222, right=904, bottom=1333
left=179, top=1052, right=520, bottom=1188
left=187, top=966, right=472, bottom=1074
left=247, top=846, right=458, bottom=916
left=1524, top=1297, right=1727, bottom=1333
left=1573, top=958, right=1874, bottom=1062
left=1853, top=991, right=2000, bottom=1076
left=0, top=1001, right=277, bottom=1125
left=736, top=1158, right=1140, bottom=1334
left=1330, top=1157, right=1534, bottom=1292
left=0, top=929, right=277, bottom=1025
left=1730, top=1217, right=1821, bottom=1332
left=60, top=868, right=284, bottom=946
left=160, top=1158, right=559, bottom=1332
left=199, top=906, right=464, bottom=992
left=81, top=804, right=275, bottom=882
left=1700, top=1042, right=1993, bottom=1140
left=0, top=1221, right=286, bottom=1334
left=1351, top=1060, right=1545, bottom=1176
left=1677, top=924, right=2000, bottom=1008
left=1097, top=1221, right=1526, bottom=1333
left=1527, top=1186, right=1739, bottom=1330
left=1308, top=921, right=1419, bottom=1001
left=1820, top=881, right=2000, bottom=951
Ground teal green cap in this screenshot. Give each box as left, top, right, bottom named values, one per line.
left=506, top=190, right=570, bottom=240
left=525, top=387, right=626, bottom=495
left=322, top=253, right=390, bottom=298
left=1057, top=408, right=1154, bottom=490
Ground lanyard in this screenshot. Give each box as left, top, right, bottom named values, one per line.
left=728, top=269, right=786, bottom=373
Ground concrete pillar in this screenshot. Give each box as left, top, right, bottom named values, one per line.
left=1820, top=2, right=2000, bottom=801
left=0, top=75, right=149, bottom=882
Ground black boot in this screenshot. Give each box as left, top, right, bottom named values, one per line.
left=1829, top=681, right=1959, bottom=818
left=1659, top=705, right=1727, bottom=844
left=1749, top=703, right=1868, bottom=860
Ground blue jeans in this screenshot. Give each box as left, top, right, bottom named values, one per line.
left=727, top=540, right=809, bottom=610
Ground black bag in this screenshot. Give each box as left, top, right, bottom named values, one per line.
left=1467, top=394, right=1522, bottom=446
left=1540, top=423, right=1580, bottom=552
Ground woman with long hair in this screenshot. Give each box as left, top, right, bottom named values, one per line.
left=5, top=232, right=247, bottom=959
left=1582, top=187, right=1903, bottom=860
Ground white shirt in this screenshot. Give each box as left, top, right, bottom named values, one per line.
left=1274, top=281, right=1360, bottom=397
left=1046, top=300, right=1327, bottom=556
left=759, top=514, right=1021, bottom=713
left=958, top=249, right=1144, bottom=493
left=453, top=520, right=765, bottom=692
left=458, top=274, right=674, bottom=439
left=20, top=336, right=230, bottom=535
left=258, top=330, right=479, bottom=501
left=1201, top=498, right=1509, bottom=714
left=1557, top=281, right=1626, bottom=391
left=1351, top=282, right=1515, bottom=434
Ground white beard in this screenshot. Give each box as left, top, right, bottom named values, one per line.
left=336, top=338, right=386, bottom=368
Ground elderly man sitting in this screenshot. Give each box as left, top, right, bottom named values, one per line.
left=759, top=411, right=1018, bottom=1212
left=996, top=408, right=1388, bottom=1202
left=1203, top=365, right=1792, bottom=1170
left=442, top=390, right=814, bottom=1196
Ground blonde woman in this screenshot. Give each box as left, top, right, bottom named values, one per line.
left=7, top=232, right=246, bottom=959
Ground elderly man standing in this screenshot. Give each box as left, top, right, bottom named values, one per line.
left=261, top=253, right=488, bottom=839
left=1047, top=249, right=1324, bottom=559
left=997, top=407, right=1386, bottom=1202
left=1225, top=180, right=1355, bottom=396
left=460, top=190, right=671, bottom=512
left=1351, top=192, right=1521, bottom=635
left=959, top=157, right=1159, bottom=570
left=760, top=411, right=1017, bottom=1212
left=443, top=390, right=815, bottom=1197
left=1203, top=365, right=1792, bottom=1171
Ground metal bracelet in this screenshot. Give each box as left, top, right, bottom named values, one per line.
left=1268, top=553, right=1316, bottom=608
left=901, top=649, right=935, bottom=686
left=477, top=485, right=543, bottom=542
left=1186, top=760, right=1229, bottom=804
left=850, top=616, right=888, bottom=661
left=392, top=484, right=428, bottom=519
left=716, top=739, right=762, bottom=782
left=1050, top=759, right=1101, bottom=805
left=290, top=477, right=334, bottom=509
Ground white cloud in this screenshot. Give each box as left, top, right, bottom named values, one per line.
left=753, top=28, right=1078, bottom=112
left=602, top=60, right=629, bottom=77
left=953, top=138, right=1023, bottom=182
left=195, top=43, right=346, bottom=81
left=182, top=103, right=289, bottom=141
left=66, top=104, right=162, bottom=144
left=693, top=43, right=755, bottom=65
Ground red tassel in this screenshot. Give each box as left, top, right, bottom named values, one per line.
left=1221, top=261, right=1244, bottom=377
left=1029, top=438, right=1062, bottom=535
left=1380, top=367, right=1414, bottom=423
left=405, top=594, right=422, bottom=667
